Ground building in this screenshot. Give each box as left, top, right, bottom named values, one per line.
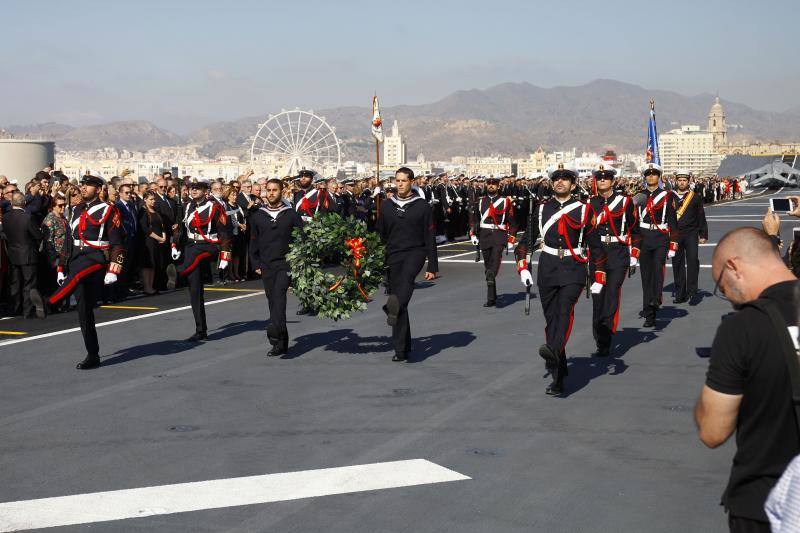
left=659, top=125, right=721, bottom=175
left=465, top=156, right=515, bottom=177
left=0, top=139, right=55, bottom=184
left=708, top=96, right=727, bottom=148
left=383, top=120, right=406, bottom=167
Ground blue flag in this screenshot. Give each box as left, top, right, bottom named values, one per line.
left=646, top=99, right=660, bottom=166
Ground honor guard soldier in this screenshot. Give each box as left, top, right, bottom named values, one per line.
left=249, top=178, right=304, bottom=357
left=588, top=164, right=640, bottom=357
left=469, top=176, right=518, bottom=307
left=515, top=164, right=605, bottom=395
left=635, top=163, right=678, bottom=327
left=293, top=171, right=338, bottom=223
left=169, top=178, right=232, bottom=341
left=671, top=170, right=708, bottom=304
left=377, top=167, right=438, bottom=362
left=48, top=172, right=124, bottom=369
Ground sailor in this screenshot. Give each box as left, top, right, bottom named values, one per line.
left=168, top=178, right=232, bottom=341
left=470, top=176, right=518, bottom=307
left=671, top=170, right=708, bottom=304
left=634, top=163, right=678, bottom=327
left=47, top=172, right=124, bottom=369
left=515, top=163, right=605, bottom=395
left=377, top=167, right=438, bottom=362
left=249, top=178, right=304, bottom=357
left=587, top=163, right=640, bottom=357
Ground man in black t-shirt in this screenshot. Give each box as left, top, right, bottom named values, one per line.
left=694, top=227, right=800, bottom=532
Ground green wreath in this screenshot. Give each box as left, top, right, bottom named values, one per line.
left=287, top=213, right=385, bottom=321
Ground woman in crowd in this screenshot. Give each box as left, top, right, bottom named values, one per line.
left=139, top=190, right=167, bottom=295
left=224, top=185, right=247, bottom=282
left=40, top=192, right=69, bottom=310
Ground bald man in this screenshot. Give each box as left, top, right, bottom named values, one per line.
left=694, top=227, right=799, bottom=532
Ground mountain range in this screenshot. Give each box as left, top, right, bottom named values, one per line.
left=6, top=80, right=800, bottom=160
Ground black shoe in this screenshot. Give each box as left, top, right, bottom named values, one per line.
left=29, top=288, right=45, bottom=318
left=483, top=300, right=496, bottom=307
left=593, top=347, right=610, bottom=357
left=267, top=346, right=286, bottom=357
left=296, top=306, right=310, bottom=316
left=672, top=296, right=687, bottom=304
left=185, top=332, right=207, bottom=342
left=76, top=356, right=100, bottom=370
left=643, top=316, right=656, bottom=328
left=392, top=352, right=407, bottom=362
left=166, top=264, right=177, bottom=290
left=688, top=291, right=701, bottom=306
left=538, top=344, right=558, bottom=368
left=546, top=381, right=564, bottom=395
left=385, top=295, right=400, bottom=327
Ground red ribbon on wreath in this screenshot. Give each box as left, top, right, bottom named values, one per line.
left=328, top=236, right=370, bottom=301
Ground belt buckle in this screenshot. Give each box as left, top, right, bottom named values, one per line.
left=603, top=235, right=611, bottom=244
left=558, top=248, right=564, bottom=259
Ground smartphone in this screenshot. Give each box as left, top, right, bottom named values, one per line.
left=794, top=227, right=800, bottom=239
left=770, top=198, right=795, bottom=212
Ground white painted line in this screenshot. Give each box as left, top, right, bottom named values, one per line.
left=0, top=459, right=469, bottom=532
left=0, top=292, right=261, bottom=348
left=439, top=258, right=714, bottom=268
left=440, top=251, right=479, bottom=260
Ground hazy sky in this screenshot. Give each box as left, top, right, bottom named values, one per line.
left=3, top=0, right=797, bottom=133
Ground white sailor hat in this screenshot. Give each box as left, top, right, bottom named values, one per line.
left=675, top=169, right=692, bottom=178
left=592, top=163, right=617, bottom=180
left=189, top=177, right=212, bottom=189
left=642, top=163, right=663, bottom=177
left=312, top=174, right=327, bottom=184
left=548, top=163, right=578, bottom=181
left=80, top=170, right=105, bottom=187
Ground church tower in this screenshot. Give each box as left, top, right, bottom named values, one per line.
left=708, top=96, right=727, bottom=148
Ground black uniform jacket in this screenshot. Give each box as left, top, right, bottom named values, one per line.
left=249, top=200, right=303, bottom=271
left=376, top=192, right=438, bottom=273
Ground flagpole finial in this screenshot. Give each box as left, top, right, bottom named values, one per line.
left=649, top=98, right=655, bottom=110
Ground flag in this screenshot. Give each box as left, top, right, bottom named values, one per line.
left=646, top=99, right=660, bottom=166
left=371, top=95, right=384, bottom=143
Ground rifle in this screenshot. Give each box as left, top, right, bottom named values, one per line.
left=524, top=193, right=534, bottom=315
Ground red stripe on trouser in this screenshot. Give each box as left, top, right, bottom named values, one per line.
left=612, top=287, right=622, bottom=333
left=48, top=263, right=104, bottom=304
left=180, top=252, right=212, bottom=276
left=564, top=302, right=577, bottom=347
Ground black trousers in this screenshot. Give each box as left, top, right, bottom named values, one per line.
left=9, top=263, right=37, bottom=316
left=639, top=232, right=668, bottom=319
left=387, top=249, right=427, bottom=355
left=673, top=233, right=699, bottom=299
left=262, top=267, right=290, bottom=349
left=727, top=514, right=770, bottom=533
left=539, top=282, right=583, bottom=357
left=177, top=243, right=218, bottom=335
left=481, top=242, right=504, bottom=276
left=591, top=266, right=628, bottom=350
left=48, top=255, right=105, bottom=357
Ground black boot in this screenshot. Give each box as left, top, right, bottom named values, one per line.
left=266, top=324, right=286, bottom=357
left=76, top=355, right=101, bottom=370
left=392, top=352, right=407, bottom=362
left=296, top=306, right=310, bottom=316
left=29, top=288, right=45, bottom=319
left=546, top=354, right=567, bottom=396
left=593, top=346, right=610, bottom=357
left=483, top=270, right=496, bottom=307
left=166, top=264, right=177, bottom=290
left=538, top=344, right=559, bottom=368
left=384, top=294, right=400, bottom=326
left=185, top=331, right=207, bottom=342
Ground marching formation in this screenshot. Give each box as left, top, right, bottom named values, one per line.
left=52, top=162, right=710, bottom=398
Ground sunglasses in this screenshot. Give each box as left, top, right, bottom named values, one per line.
left=596, top=176, right=613, bottom=181
left=55, top=203, right=66, bottom=208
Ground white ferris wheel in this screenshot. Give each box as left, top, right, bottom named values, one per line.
left=250, top=108, right=341, bottom=176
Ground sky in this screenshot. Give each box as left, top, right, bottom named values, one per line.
left=2, top=0, right=798, bottom=134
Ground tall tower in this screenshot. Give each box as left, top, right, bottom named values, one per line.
left=707, top=96, right=727, bottom=148
left=383, top=120, right=406, bottom=167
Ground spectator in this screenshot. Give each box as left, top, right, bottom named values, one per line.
left=115, top=184, right=139, bottom=299
left=694, top=226, right=800, bottom=532
left=223, top=185, right=246, bottom=282
left=40, top=193, right=68, bottom=308
left=3, top=191, right=44, bottom=318
left=138, top=191, right=167, bottom=295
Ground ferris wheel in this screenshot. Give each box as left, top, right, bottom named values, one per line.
left=250, top=108, right=341, bottom=175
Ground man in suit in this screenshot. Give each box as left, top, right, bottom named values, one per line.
left=153, top=175, right=176, bottom=289
left=3, top=192, right=44, bottom=318
left=114, top=183, right=139, bottom=299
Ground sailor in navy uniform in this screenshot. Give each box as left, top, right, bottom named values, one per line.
left=469, top=176, right=518, bottom=307
left=515, top=164, right=606, bottom=395
left=48, top=172, right=124, bottom=369
left=377, top=167, right=438, bottom=362
left=671, top=170, right=708, bottom=305
left=293, top=172, right=338, bottom=223
left=249, top=178, right=304, bottom=357
left=587, top=164, right=640, bottom=357
left=634, top=163, right=678, bottom=327
left=169, top=178, right=232, bottom=341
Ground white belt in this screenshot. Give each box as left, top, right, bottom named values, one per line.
left=642, top=223, right=668, bottom=231
left=480, top=223, right=508, bottom=231
left=186, top=231, right=218, bottom=241
left=600, top=234, right=627, bottom=245
left=74, top=239, right=109, bottom=247
left=541, top=244, right=583, bottom=258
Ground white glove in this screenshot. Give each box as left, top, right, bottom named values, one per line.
left=507, top=242, right=515, bottom=250
left=667, top=250, right=676, bottom=259
left=590, top=282, right=604, bottom=294
left=520, top=269, right=533, bottom=287
left=218, top=259, right=229, bottom=270
left=57, top=271, right=66, bottom=285
left=171, top=246, right=181, bottom=260
left=470, top=235, right=479, bottom=246
left=629, top=256, right=639, bottom=267
left=104, top=272, right=117, bottom=285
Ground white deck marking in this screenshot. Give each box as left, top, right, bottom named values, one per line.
left=0, top=293, right=261, bottom=348
left=0, top=459, right=469, bottom=532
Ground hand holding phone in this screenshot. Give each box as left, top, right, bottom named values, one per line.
left=769, top=198, right=796, bottom=213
